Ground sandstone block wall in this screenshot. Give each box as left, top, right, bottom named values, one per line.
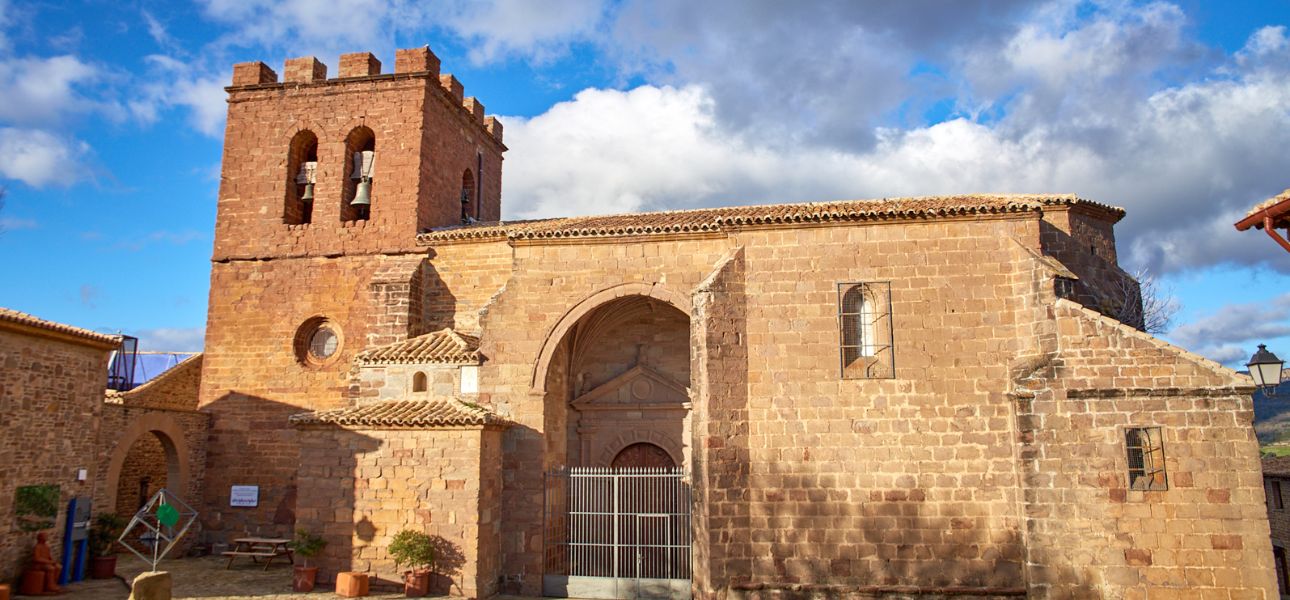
left=295, top=426, right=503, bottom=598
left=199, top=253, right=423, bottom=538
left=0, top=329, right=111, bottom=581
left=1015, top=300, right=1274, bottom=599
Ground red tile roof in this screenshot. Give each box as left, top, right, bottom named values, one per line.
left=289, top=399, right=507, bottom=428
left=355, top=329, right=480, bottom=365
left=417, top=194, right=1125, bottom=244
left=0, top=306, right=120, bottom=348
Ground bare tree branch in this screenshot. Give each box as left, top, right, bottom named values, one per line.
left=1115, top=268, right=1181, bottom=335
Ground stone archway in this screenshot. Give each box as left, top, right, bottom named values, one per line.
left=103, top=412, right=191, bottom=514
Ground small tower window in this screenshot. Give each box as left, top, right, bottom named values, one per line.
left=412, top=372, right=427, bottom=393
left=285, top=130, right=318, bottom=225
left=460, top=169, right=476, bottom=223
left=342, top=126, right=376, bottom=222
left=1125, top=427, right=1168, bottom=491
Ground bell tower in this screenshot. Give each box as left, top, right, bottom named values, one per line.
left=198, top=47, right=504, bottom=539
left=212, top=47, right=505, bottom=261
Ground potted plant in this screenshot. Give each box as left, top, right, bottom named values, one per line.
left=387, top=530, right=435, bottom=597
left=291, top=528, right=327, bottom=592
left=87, top=513, right=126, bottom=579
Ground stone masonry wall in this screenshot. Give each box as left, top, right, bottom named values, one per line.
left=113, top=435, right=168, bottom=517
left=691, top=247, right=751, bottom=596
left=199, top=253, right=422, bottom=540
left=1015, top=300, right=1275, bottom=599
left=295, top=426, right=503, bottom=598
left=0, top=328, right=111, bottom=581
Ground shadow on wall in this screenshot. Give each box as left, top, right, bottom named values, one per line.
left=1039, top=220, right=1139, bottom=325
left=428, top=534, right=466, bottom=595
left=740, top=475, right=1096, bottom=597
left=421, top=250, right=457, bottom=333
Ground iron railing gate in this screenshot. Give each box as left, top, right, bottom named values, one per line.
left=543, top=467, right=692, bottom=599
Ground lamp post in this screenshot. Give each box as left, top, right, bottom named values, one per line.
left=1247, top=344, right=1285, bottom=396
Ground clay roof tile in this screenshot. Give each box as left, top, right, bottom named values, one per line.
left=289, top=399, right=507, bottom=428
left=417, top=194, right=1125, bottom=244
left=0, top=306, right=121, bottom=347
left=355, top=328, right=480, bottom=365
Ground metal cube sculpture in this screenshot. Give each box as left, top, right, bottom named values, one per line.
left=117, top=488, right=199, bottom=571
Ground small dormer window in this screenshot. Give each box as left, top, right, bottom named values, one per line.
left=412, top=372, right=427, bottom=393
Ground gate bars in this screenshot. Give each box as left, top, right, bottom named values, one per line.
left=544, top=467, right=692, bottom=582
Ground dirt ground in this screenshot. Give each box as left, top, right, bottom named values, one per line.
left=27, top=555, right=407, bottom=600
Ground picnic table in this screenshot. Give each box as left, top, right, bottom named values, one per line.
left=222, top=537, right=294, bottom=570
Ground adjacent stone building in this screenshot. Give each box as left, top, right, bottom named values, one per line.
left=196, top=47, right=1276, bottom=599
left=1263, top=456, right=1290, bottom=595
left=0, top=308, right=119, bottom=581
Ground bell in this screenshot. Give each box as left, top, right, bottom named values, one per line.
left=351, top=178, right=372, bottom=206
left=300, top=183, right=314, bottom=203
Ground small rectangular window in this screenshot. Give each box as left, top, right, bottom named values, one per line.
left=1125, top=427, right=1168, bottom=491
left=1278, top=481, right=1286, bottom=510
left=837, top=281, right=894, bottom=379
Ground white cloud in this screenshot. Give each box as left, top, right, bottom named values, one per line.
left=130, top=55, right=228, bottom=137
left=0, top=127, right=89, bottom=187
left=444, top=0, right=605, bottom=64
left=0, top=54, right=100, bottom=125
left=132, top=327, right=206, bottom=352
left=1167, top=293, right=1290, bottom=365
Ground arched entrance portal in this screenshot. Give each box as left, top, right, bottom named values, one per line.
left=541, top=293, right=693, bottom=599
left=103, top=413, right=190, bottom=525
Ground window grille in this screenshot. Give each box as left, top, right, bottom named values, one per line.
left=837, top=282, right=894, bottom=379
left=1125, top=427, right=1167, bottom=491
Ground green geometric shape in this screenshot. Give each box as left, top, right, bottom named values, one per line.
left=156, top=502, right=179, bottom=528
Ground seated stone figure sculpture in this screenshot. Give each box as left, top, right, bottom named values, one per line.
left=20, top=532, right=62, bottom=595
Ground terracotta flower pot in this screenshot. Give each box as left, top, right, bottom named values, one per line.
left=404, top=570, right=430, bottom=597
left=89, top=555, right=117, bottom=579
left=293, top=565, right=319, bottom=592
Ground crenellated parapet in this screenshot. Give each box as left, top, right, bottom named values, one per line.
left=228, top=47, right=504, bottom=145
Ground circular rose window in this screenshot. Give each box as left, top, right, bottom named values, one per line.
left=308, top=326, right=338, bottom=360
left=295, top=317, right=343, bottom=366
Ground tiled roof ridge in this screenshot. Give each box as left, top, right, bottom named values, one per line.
left=417, top=194, right=1125, bottom=244
left=105, top=353, right=204, bottom=403
left=289, top=398, right=508, bottom=428
left=355, top=328, right=481, bottom=365
left=0, top=306, right=121, bottom=347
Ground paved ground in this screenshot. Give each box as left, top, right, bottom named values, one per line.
left=38, top=555, right=407, bottom=600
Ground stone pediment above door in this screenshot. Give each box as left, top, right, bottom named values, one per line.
left=570, top=365, right=690, bottom=412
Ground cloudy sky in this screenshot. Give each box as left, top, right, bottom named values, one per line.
left=0, top=0, right=1287, bottom=366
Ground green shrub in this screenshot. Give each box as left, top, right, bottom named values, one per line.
left=89, top=513, right=126, bottom=557
left=387, top=530, right=435, bottom=572
left=292, top=528, right=328, bottom=567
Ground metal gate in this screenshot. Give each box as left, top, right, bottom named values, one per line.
left=543, top=467, right=692, bottom=599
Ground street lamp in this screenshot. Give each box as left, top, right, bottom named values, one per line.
left=1247, top=344, right=1285, bottom=396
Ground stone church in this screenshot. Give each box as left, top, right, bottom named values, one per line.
left=195, top=47, right=1275, bottom=599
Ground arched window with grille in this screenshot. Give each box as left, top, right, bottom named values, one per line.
left=838, top=281, right=893, bottom=379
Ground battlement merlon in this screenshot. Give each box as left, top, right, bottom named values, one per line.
left=226, top=48, right=505, bottom=146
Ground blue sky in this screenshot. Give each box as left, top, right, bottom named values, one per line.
left=0, top=0, right=1288, bottom=367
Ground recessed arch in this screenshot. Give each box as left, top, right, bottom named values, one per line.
left=284, top=129, right=318, bottom=225
left=103, top=413, right=191, bottom=513
left=529, top=282, right=692, bottom=395
left=460, top=169, right=476, bottom=222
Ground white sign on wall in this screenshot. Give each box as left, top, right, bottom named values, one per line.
left=230, top=485, right=259, bottom=507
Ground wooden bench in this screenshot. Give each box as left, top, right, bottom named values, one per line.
left=223, top=538, right=293, bottom=570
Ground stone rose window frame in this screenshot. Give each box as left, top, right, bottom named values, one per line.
left=837, top=281, right=894, bottom=380
left=294, top=316, right=344, bottom=368
left=1125, top=426, right=1168, bottom=491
